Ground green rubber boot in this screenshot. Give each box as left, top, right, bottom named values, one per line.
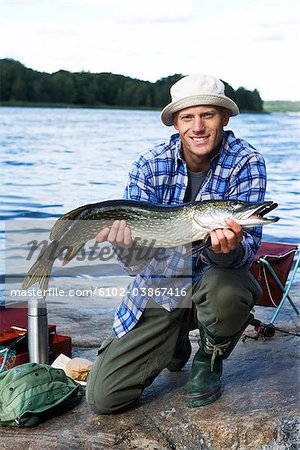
left=182, top=314, right=253, bottom=407
left=167, top=333, right=192, bottom=372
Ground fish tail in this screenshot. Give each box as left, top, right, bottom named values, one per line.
left=62, top=242, right=85, bottom=266
left=22, top=241, right=57, bottom=298
left=50, top=204, right=94, bottom=240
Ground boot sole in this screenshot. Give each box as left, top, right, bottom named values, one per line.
left=183, top=388, right=221, bottom=407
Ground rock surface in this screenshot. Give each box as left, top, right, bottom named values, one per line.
left=1, top=276, right=299, bottom=449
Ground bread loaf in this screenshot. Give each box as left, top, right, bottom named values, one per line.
left=65, top=357, right=93, bottom=381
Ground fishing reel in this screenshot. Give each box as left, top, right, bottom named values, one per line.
left=250, top=318, right=275, bottom=338
left=243, top=318, right=299, bottom=341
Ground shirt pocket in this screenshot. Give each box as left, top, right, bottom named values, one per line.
left=199, top=193, right=225, bottom=201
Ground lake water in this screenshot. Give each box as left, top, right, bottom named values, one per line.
left=2, top=107, right=300, bottom=234
left=1, top=107, right=300, bottom=302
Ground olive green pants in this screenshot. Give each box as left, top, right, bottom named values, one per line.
left=86, top=267, right=262, bottom=414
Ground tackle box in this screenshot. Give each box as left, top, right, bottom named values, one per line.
left=0, top=302, right=72, bottom=366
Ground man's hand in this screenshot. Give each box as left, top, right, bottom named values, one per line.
left=95, top=220, right=132, bottom=247
left=210, top=219, right=243, bottom=254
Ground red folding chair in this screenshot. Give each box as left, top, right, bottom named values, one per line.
left=250, top=242, right=300, bottom=323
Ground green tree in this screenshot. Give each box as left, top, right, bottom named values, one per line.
left=0, top=59, right=27, bottom=101
left=236, top=87, right=263, bottom=112
left=10, top=75, right=27, bottom=101
left=52, top=71, right=76, bottom=103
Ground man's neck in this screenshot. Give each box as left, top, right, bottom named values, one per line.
left=184, top=148, right=219, bottom=172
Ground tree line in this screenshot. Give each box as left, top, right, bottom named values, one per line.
left=0, top=59, right=263, bottom=112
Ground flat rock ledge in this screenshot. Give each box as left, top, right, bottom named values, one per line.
left=1, top=279, right=299, bottom=449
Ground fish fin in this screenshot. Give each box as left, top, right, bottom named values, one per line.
left=22, top=240, right=58, bottom=299
left=50, top=204, right=90, bottom=240
left=62, top=242, right=86, bottom=266
left=196, top=237, right=212, bottom=252
left=184, top=241, right=202, bottom=258
left=184, top=237, right=212, bottom=258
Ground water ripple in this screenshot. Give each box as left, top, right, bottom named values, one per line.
left=4, top=161, right=35, bottom=166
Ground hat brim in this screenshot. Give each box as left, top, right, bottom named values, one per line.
left=161, top=95, right=239, bottom=126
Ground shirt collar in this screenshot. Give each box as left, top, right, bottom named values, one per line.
left=208, top=130, right=234, bottom=170
left=169, top=133, right=185, bottom=167
left=209, top=132, right=227, bottom=170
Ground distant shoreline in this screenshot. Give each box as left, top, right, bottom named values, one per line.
left=0, top=101, right=160, bottom=111
left=0, top=101, right=271, bottom=114
left=1, top=101, right=299, bottom=113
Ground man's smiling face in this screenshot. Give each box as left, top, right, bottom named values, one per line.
left=173, top=105, right=230, bottom=171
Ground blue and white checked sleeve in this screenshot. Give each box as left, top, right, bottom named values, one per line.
left=123, top=157, right=159, bottom=203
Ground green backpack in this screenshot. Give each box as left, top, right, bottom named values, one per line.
left=0, top=362, right=84, bottom=427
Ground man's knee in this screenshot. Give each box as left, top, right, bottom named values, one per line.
left=86, top=380, right=127, bottom=414
left=195, top=267, right=259, bottom=303
left=86, top=389, right=113, bottom=415
left=193, top=267, right=259, bottom=335
left=85, top=352, right=143, bottom=414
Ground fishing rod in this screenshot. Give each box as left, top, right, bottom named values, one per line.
left=242, top=317, right=300, bottom=341
left=0, top=331, right=27, bottom=373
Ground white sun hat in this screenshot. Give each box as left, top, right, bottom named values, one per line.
left=161, top=74, right=239, bottom=126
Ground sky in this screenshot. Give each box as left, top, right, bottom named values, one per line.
left=1, top=0, right=299, bottom=101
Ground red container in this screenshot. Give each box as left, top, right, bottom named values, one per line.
left=14, top=334, right=72, bottom=366
left=250, top=242, right=297, bottom=307
left=0, top=302, right=28, bottom=333
left=0, top=324, right=56, bottom=348
left=1, top=302, right=72, bottom=367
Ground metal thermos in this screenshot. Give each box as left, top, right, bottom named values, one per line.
left=27, top=298, right=49, bottom=363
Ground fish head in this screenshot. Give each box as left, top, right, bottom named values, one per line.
left=229, top=200, right=280, bottom=227
left=193, top=200, right=279, bottom=230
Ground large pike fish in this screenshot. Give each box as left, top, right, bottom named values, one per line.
left=22, top=199, right=279, bottom=296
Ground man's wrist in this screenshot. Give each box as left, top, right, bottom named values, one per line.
left=203, top=243, right=244, bottom=268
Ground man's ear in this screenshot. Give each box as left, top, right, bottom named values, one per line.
left=173, top=114, right=178, bottom=130
left=223, top=109, right=230, bottom=126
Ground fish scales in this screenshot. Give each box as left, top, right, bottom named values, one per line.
left=75, top=202, right=195, bottom=247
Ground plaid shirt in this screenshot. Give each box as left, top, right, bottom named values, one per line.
left=112, top=130, right=267, bottom=338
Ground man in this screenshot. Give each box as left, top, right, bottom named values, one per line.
left=86, top=74, right=265, bottom=413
